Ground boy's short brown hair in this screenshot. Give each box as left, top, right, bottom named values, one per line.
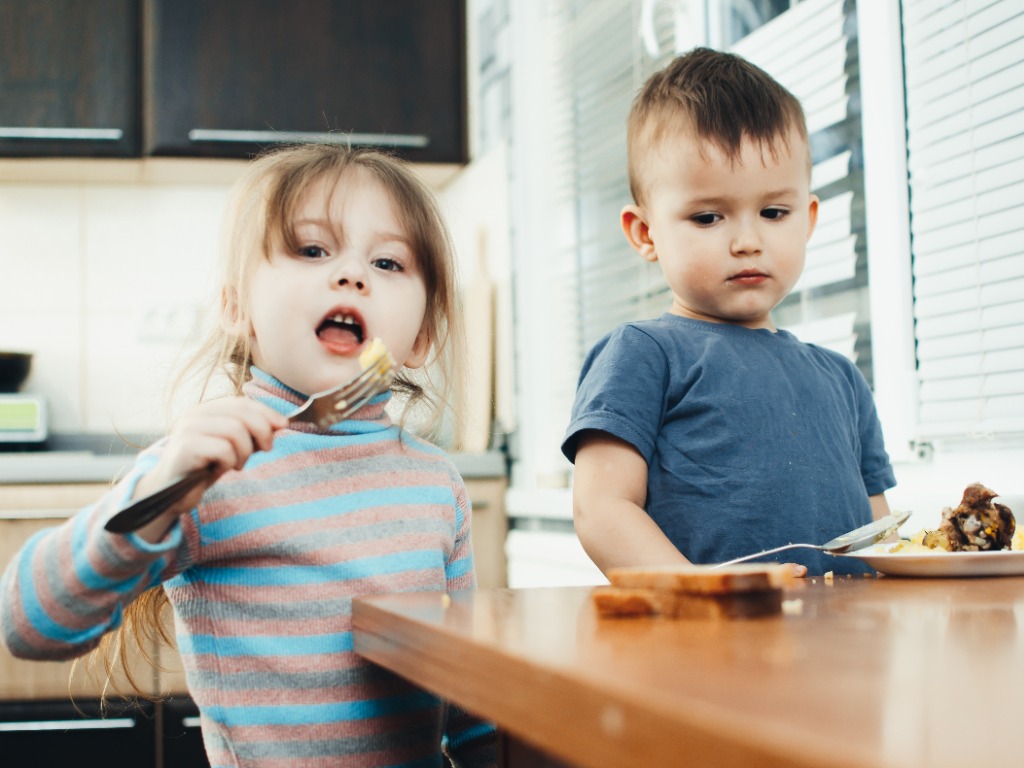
left=627, top=47, right=810, bottom=205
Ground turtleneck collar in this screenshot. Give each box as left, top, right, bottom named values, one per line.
left=242, top=367, right=393, bottom=435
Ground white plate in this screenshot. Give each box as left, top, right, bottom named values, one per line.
left=840, top=549, right=1024, bottom=577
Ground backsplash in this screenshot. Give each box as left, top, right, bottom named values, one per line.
left=0, top=160, right=245, bottom=436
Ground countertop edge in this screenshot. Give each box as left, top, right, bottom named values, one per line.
left=0, top=450, right=506, bottom=485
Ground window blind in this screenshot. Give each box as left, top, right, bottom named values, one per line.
left=902, top=0, right=1024, bottom=438
left=732, top=0, right=873, bottom=380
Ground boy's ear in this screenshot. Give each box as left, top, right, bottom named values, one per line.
left=220, top=286, right=250, bottom=336
left=621, top=205, right=658, bottom=263
left=805, top=194, right=820, bottom=241
left=403, top=325, right=431, bottom=369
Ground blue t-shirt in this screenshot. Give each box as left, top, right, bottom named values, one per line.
left=562, top=315, right=897, bottom=575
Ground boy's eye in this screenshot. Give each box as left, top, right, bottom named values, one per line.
left=692, top=212, right=721, bottom=226
left=761, top=207, right=789, bottom=221
left=298, top=245, right=327, bottom=259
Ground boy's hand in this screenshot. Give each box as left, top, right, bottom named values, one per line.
left=784, top=563, right=808, bottom=578
left=129, top=398, right=289, bottom=540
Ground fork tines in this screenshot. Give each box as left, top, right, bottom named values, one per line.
left=292, top=350, right=397, bottom=429
left=329, top=357, right=395, bottom=413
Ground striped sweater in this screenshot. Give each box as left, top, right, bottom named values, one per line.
left=0, top=369, right=496, bottom=767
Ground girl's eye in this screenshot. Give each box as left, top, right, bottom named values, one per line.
left=692, top=212, right=721, bottom=226
left=761, top=207, right=789, bottom=221
left=298, top=245, right=328, bottom=259
left=372, top=256, right=404, bottom=272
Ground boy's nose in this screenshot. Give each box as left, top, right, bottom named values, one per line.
left=730, top=221, right=762, bottom=255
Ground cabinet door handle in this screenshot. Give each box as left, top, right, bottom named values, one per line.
left=0, top=127, right=124, bottom=140
left=0, top=717, right=135, bottom=732
left=187, top=129, right=429, bottom=148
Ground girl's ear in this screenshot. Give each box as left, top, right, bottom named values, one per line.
left=402, top=325, right=432, bottom=369
left=220, top=286, right=250, bottom=336
left=621, top=205, right=658, bottom=263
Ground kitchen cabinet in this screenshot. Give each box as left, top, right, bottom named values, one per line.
left=465, top=476, right=508, bottom=589
left=0, top=483, right=210, bottom=766
left=0, top=485, right=157, bottom=700
left=143, top=0, right=467, bottom=163
left=0, top=0, right=466, bottom=163
left=0, top=0, right=139, bottom=157
left=0, top=699, right=157, bottom=767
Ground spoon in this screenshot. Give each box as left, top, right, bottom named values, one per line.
left=713, top=510, right=912, bottom=568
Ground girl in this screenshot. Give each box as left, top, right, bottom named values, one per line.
left=0, top=144, right=496, bottom=767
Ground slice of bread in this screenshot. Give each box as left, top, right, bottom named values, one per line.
left=593, top=564, right=793, bottom=620
left=605, top=563, right=794, bottom=595
left=592, top=585, right=784, bottom=619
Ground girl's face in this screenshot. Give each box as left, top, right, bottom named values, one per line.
left=238, top=170, right=430, bottom=396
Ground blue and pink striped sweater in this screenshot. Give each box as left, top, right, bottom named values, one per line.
left=0, top=369, right=496, bottom=767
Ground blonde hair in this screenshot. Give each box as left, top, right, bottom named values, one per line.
left=93, top=143, right=466, bottom=699
left=627, top=47, right=810, bottom=206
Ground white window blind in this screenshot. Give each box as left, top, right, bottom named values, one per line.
left=731, top=0, right=872, bottom=378
left=902, top=0, right=1024, bottom=438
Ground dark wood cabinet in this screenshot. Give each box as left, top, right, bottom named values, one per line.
left=0, top=699, right=156, bottom=766
left=160, top=696, right=211, bottom=767
left=0, top=0, right=140, bottom=157
left=143, top=0, right=467, bottom=163
left=0, top=697, right=212, bottom=767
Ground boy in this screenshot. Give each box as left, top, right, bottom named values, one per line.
left=561, top=48, right=896, bottom=576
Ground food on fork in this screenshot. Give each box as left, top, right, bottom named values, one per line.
left=358, top=337, right=392, bottom=370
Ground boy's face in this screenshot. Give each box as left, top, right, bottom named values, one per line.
left=621, top=128, right=818, bottom=331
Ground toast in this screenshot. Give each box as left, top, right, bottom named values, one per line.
left=606, top=563, right=795, bottom=594
left=593, top=564, right=793, bottom=620
left=592, top=585, right=784, bottom=619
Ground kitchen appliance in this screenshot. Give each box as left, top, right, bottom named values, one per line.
left=0, top=394, right=48, bottom=444
left=0, top=351, right=32, bottom=392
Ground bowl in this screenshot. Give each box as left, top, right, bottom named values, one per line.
left=0, top=351, right=33, bottom=392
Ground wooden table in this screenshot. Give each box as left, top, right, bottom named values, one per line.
left=352, top=576, right=1024, bottom=768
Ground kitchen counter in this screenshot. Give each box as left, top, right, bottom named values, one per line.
left=352, top=577, right=1024, bottom=768
left=0, top=447, right=506, bottom=485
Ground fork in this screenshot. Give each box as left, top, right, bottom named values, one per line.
left=711, top=511, right=911, bottom=567
left=104, top=345, right=396, bottom=534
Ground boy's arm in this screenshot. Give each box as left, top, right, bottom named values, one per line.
left=869, top=493, right=891, bottom=521
left=573, top=431, right=691, bottom=573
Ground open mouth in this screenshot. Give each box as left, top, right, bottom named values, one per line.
left=316, top=310, right=365, bottom=347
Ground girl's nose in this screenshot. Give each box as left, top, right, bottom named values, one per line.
left=337, top=275, right=366, bottom=291
left=333, top=258, right=369, bottom=293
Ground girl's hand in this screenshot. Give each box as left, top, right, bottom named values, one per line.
left=130, top=398, right=289, bottom=540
